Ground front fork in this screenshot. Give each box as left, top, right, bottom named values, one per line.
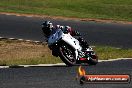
left=75, top=50, right=79, bottom=60
left=75, top=49, right=87, bottom=60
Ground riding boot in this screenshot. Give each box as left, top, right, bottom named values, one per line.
left=78, top=37, right=89, bottom=50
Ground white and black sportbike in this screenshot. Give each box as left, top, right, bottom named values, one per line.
left=46, top=29, right=98, bottom=66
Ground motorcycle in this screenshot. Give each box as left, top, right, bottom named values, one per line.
left=47, top=29, right=98, bottom=66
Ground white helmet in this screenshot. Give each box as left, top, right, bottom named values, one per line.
left=42, top=21, right=53, bottom=29
left=41, top=21, right=53, bottom=37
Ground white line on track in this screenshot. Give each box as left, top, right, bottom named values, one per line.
left=98, top=58, right=132, bottom=62
left=25, top=40, right=32, bottom=42
left=18, top=39, right=24, bottom=41
left=8, top=38, right=16, bottom=40
left=0, top=58, right=132, bottom=68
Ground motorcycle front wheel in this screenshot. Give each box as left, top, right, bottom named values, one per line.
left=59, top=44, right=76, bottom=66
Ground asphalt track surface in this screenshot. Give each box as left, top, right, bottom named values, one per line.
left=0, top=14, right=132, bottom=48
left=0, top=59, right=132, bottom=88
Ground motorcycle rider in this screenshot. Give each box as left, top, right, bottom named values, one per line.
left=41, top=21, right=54, bottom=38
left=41, top=21, right=89, bottom=50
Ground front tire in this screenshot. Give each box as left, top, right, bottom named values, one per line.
left=59, top=44, right=76, bottom=66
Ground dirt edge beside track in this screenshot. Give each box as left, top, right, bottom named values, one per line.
left=1, top=12, right=132, bottom=24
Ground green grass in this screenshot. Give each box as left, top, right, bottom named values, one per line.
left=95, top=46, right=132, bottom=60
left=0, top=39, right=132, bottom=65
left=0, top=0, right=132, bottom=21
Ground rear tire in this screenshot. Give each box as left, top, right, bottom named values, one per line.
left=88, top=55, right=98, bottom=65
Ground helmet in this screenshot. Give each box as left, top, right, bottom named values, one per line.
left=42, top=21, right=53, bottom=29
left=41, top=21, right=53, bottom=37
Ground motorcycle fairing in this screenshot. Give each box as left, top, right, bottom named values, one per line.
left=48, top=29, right=63, bottom=45
left=61, top=33, right=82, bottom=50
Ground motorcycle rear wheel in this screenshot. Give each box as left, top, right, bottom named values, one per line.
left=88, top=56, right=98, bottom=65
left=86, top=51, right=98, bottom=65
